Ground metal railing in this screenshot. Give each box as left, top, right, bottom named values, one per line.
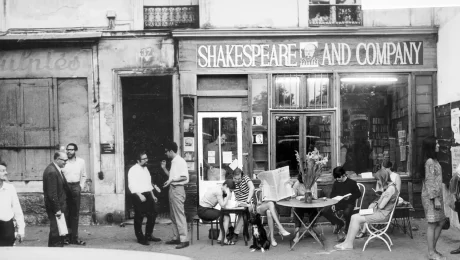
left=144, top=5, right=199, bottom=29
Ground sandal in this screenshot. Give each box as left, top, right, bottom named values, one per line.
left=355, top=231, right=368, bottom=239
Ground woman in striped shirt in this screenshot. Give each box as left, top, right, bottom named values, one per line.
left=231, top=168, right=255, bottom=243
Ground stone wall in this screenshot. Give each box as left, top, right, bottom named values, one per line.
left=19, top=193, right=95, bottom=225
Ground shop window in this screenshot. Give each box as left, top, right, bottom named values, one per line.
left=273, top=74, right=332, bottom=109
left=309, top=0, right=362, bottom=27
left=182, top=96, right=196, bottom=183
left=340, top=74, right=409, bottom=176
left=250, top=75, right=269, bottom=177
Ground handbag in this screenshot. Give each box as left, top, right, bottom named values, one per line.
left=442, top=217, right=450, bottom=230
left=208, top=228, right=219, bottom=239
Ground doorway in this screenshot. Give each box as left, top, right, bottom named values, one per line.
left=271, top=113, right=335, bottom=177
left=122, top=76, right=173, bottom=218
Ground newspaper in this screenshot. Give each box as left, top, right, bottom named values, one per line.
left=56, top=214, right=68, bottom=236
left=257, top=166, right=294, bottom=201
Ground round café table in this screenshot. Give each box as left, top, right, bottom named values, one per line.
left=277, top=198, right=338, bottom=250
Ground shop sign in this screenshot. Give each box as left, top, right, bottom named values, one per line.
left=197, top=41, right=423, bottom=68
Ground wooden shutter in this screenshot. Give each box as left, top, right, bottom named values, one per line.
left=0, top=79, right=56, bottom=181
left=0, top=80, right=23, bottom=176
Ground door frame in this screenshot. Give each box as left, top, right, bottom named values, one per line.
left=197, top=112, right=243, bottom=200
left=113, top=69, right=178, bottom=214
left=270, top=111, right=337, bottom=173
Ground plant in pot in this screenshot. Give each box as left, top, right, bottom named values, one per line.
left=295, top=148, right=328, bottom=203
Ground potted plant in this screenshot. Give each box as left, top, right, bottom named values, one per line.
left=295, top=148, right=328, bottom=203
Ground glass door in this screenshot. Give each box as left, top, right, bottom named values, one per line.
left=272, top=113, right=334, bottom=177
left=198, top=112, right=242, bottom=200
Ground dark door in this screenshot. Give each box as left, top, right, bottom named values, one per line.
left=122, top=76, right=173, bottom=219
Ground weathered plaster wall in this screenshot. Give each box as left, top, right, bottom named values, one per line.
left=435, top=7, right=460, bottom=106
left=94, top=37, right=174, bottom=222
left=3, top=0, right=139, bottom=30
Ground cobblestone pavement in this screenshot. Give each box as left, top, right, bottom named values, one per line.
left=8, top=219, right=460, bottom=260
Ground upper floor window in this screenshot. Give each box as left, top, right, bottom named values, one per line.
left=273, top=74, right=332, bottom=109
left=144, top=5, right=199, bottom=29
left=309, top=0, right=362, bottom=27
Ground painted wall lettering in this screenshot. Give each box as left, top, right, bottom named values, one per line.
left=196, top=41, right=424, bottom=68
left=0, top=50, right=83, bottom=73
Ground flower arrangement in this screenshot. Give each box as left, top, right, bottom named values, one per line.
left=295, top=148, right=329, bottom=202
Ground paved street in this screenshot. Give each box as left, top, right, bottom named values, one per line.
left=4, top=219, right=459, bottom=260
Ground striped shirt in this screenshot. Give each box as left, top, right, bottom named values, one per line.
left=235, top=175, right=253, bottom=203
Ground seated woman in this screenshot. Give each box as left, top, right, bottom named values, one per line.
left=290, top=174, right=318, bottom=245
left=256, top=182, right=290, bottom=247
left=198, top=179, right=236, bottom=245
left=231, top=168, right=255, bottom=243
left=334, top=169, right=398, bottom=250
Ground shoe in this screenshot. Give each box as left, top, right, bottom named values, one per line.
left=271, top=240, right=277, bottom=247
left=165, top=239, right=181, bottom=245
left=290, top=232, right=300, bottom=248
left=451, top=247, right=460, bottom=254
left=355, top=231, right=368, bottom=239
left=175, top=242, right=189, bottom=249
left=137, top=239, right=150, bottom=246
left=63, top=238, right=70, bottom=245
left=279, top=229, right=290, bottom=237
left=333, top=244, right=353, bottom=251
left=146, top=236, right=161, bottom=242
left=70, top=240, right=86, bottom=246
left=428, top=252, right=446, bottom=260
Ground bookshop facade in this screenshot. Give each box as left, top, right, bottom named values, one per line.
left=173, top=27, right=437, bottom=209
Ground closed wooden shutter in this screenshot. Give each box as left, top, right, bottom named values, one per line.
left=0, top=79, right=57, bottom=180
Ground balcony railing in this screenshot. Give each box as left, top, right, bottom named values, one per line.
left=144, top=5, right=199, bottom=29
left=309, top=4, right=362, bottom=26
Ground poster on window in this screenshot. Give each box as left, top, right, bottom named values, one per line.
left=451, top=147, right=460, bottom=175
left=451, top=108, right=460, bottom=144
left=184, top=137, right=194, bottom=152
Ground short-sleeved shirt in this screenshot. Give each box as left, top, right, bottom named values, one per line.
left=170, top=155, right=189, bottom=186
left=200, top=186, right=222, bottom=208
left=235, top=175, right=253, bottom=203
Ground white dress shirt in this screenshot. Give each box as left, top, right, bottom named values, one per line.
left=170, top=155, right=189, bottom=186
left=0, top=182, right=25, bottom=235
left=63, top=157, right=87, bottom=189
left=128, top=164, right=154, bottom=194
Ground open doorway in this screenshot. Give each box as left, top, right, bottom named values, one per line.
left=122, top=76, right=173, bottom=219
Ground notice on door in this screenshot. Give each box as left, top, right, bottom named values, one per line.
left=222, top=151, right=233, bottom=164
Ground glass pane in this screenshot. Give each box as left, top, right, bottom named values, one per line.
left=274, top=76, right=300, bottom=109
left=307, top=76, right=330, bottom=108
left=202, top=117, right=238, bottom=181
left=275, top=116, right=300, bottom=176
left=340, top=74, right=409, bottom=175
left=306, top=115, right=332, bottom=174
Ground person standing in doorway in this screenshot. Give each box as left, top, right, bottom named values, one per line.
left=62, top=143, right=87, bottom=246
left=0, top=162, right=25, bottom=246
left=43, top=152, right=69, bottom=247
left=128, top=151, right=161, bottom=246
left=161, top=142, right=189, bottom=249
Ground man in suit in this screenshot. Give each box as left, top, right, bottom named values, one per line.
left=43, top=152, right=69, bottom=247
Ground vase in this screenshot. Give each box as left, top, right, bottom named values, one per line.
left=304, top=191, right=313, bottom=203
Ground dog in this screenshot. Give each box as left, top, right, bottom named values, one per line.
left=249, top=213, right=270, bottom=253
left=226, top=225, right=235, bottom=242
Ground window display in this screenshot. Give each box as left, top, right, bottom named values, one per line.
left=340, top=74, right=409, bottom=176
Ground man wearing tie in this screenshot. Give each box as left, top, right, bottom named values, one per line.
left=63, top=143, right=87, bottom=245
left=43, top=152, right=69, bottom=247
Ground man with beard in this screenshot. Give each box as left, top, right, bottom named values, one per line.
left=62, top=143, right=87, bottom=245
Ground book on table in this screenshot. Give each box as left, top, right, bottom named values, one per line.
left=331, top=193, right=352, bottom=201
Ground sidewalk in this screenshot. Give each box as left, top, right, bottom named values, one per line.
left=10, top=219, right=460, bottom=260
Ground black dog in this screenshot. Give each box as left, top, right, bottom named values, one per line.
left=249, top=214, right=270, bottom=252
left=226, top=225, right=235, bottom=243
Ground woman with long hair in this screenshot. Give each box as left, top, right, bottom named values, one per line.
left=421, top=136, right=446, bottom=260
left=333, top=169, right=398, bottom=250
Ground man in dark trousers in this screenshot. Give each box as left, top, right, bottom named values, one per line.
left=128, top=151, right=161, bottom=245
left=63, top=143, right=87, bottom=245
left=43, top=151, right=70, bottom=247
left=321, top=166, right=361, bottom=238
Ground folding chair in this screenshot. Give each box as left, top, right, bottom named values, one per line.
left=354, top=183, right=366, bottom=212
left=362, top=192, right=400, bottom=252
